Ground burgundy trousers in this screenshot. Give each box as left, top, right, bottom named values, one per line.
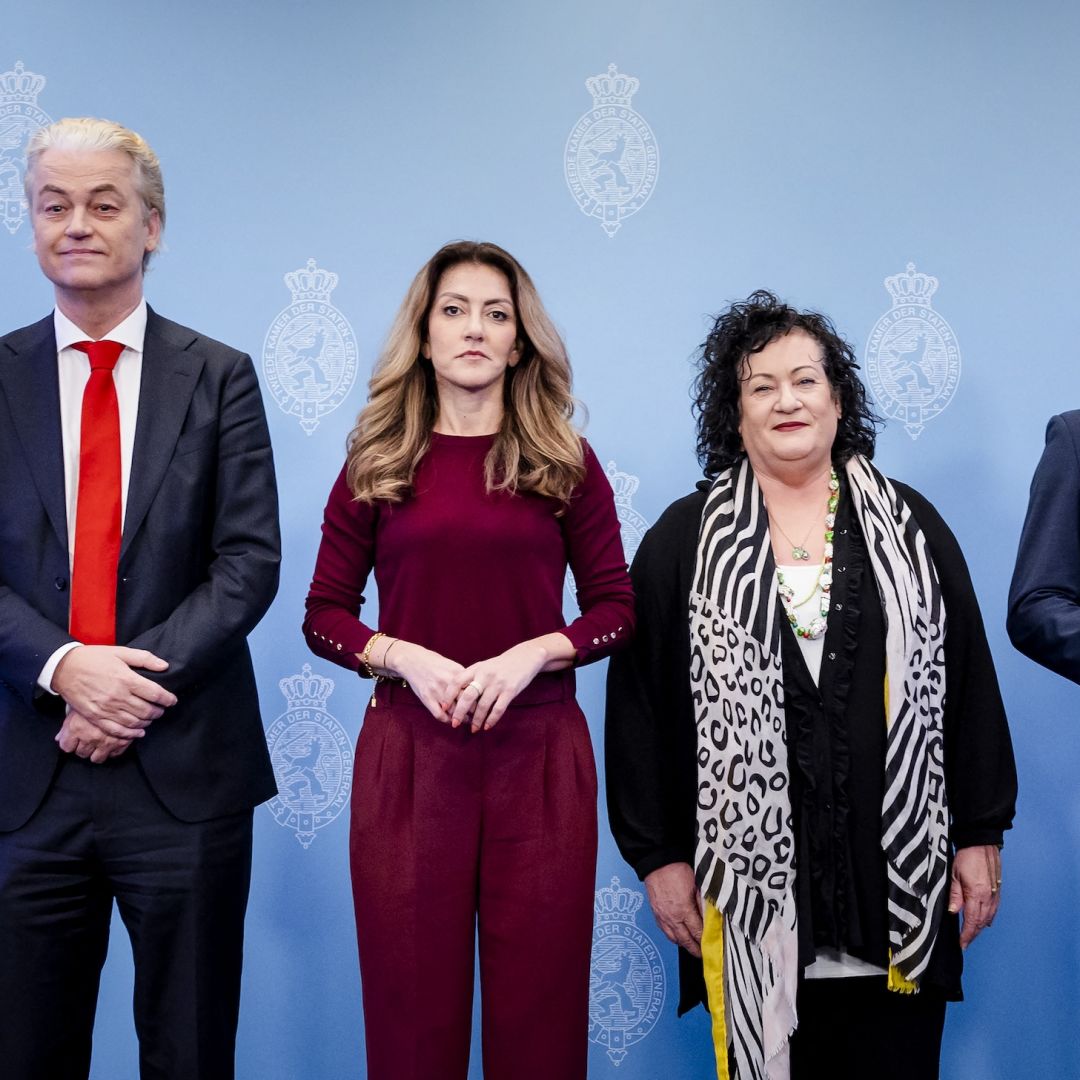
left=350, top=676, right=597, bottom=1080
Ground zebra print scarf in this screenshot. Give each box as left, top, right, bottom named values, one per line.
left=689, top=455, right=948, bottom=1080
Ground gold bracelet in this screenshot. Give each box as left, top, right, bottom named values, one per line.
left=382, top=637, right=400, bottom=675
left=360, top=631, right=385, bottom=680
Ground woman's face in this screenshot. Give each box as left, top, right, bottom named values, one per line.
left=737, top=329, right=841, bottom=478
left=422, top=262, right=520, bottom=397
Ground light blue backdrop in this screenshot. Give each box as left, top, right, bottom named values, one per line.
left=4, top=1, right=1077, bottom=1076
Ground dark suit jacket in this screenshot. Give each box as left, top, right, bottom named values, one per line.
left=0, top=307, right=280, bottom=831
left=1008, top=411, right=1080, bottom=683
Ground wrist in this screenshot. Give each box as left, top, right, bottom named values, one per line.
left=377, top=639, right=418, bottom=679
left=42, top=642, right=83, bottom=695
left=375, top=637, right=407, bottom=677
left=517, top=639, right=549, bottom=665
left=359, top=632, right=405, bottom=680
left=521, top=632, right=574, bottom=671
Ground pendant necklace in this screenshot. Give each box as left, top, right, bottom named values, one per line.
left=775, top=468, right=839, bottom=640
left=769, top=516, right=816, bottom=562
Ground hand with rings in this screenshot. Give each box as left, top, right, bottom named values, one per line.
left=450, top=680, right=487, bottom=730
left=450, top=641, right=549, bottom=732
left=948, top=843, right=1003, bottom=949
left=376, top=640, right=466, bottom=724
left=451, top=678, right=489, bottom=731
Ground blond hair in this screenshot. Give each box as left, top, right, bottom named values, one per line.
left=346, top=241, right=584, bottom=504
left=25, top=117, right=165, bottom=270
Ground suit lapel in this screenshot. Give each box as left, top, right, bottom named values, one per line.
left=0, top=316, right=68, bottom=553
left=121, top=307, right=205, bottom=562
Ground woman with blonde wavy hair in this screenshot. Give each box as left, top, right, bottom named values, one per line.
left=304, top=240, right=634, bottom=1080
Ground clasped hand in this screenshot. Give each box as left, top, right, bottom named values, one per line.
left=386, top=639, right=547, bottom=732
left=51, top=645, right=177, bottom=763
left=450, top=641, right=549, bottom=732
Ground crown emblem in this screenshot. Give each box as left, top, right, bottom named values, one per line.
left=279, top=664, right=335, bottom=710
left=284, top=258, right=339, bottom=304
left=586, top=63, right=640, bottom=108
left=595, top=876, right=644, bottom=922
left=884, top=262, right=938, bottom=308
left=605, top=461, right=640, bottom=504
left=0, top=61, right=46, bottom=104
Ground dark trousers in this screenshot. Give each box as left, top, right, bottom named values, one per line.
left=0, top=753, right=254, bottom=1080
left=351, top=682, right=598, bottom=1080
left=790, top=976, right=947, bottom=1080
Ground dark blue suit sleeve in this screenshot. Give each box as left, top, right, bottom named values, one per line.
left=0, top=588, right=74, bottom=708
left=126, top=353, right=280, bottom=692
left=1007, top=413, right=1080, bottom=683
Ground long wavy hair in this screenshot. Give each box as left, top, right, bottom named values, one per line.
left=692, top=289, right=881, bottom=477
left=346, top=241, right=584, bottom=503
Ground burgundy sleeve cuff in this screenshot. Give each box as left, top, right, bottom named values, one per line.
left=565, top=615, right=633, bottom=666
left=303, top=617, right=376, bottom=674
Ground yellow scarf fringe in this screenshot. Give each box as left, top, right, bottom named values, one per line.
left=702, top=901, right=730, bottom=1080
left=888, top=954, right=919, bottom=993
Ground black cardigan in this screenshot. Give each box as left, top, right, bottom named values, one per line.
left=605, top=476, right=1017, bottom=1014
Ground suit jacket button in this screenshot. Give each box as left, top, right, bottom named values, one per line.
left=54, top=577, right=68, bottom=591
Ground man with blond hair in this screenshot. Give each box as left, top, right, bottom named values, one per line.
left=0, top=118, right=280, bottom=1080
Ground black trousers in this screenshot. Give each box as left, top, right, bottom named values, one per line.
left=790, top=976, right=947, bottom=1080
left=0, top=753, right=254, bottom=1080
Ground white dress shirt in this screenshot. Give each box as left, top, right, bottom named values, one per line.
left=38, top=300, right=146, bottom=692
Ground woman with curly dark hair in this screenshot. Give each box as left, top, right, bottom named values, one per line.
left=606, top=290, right=1016, bottom=1080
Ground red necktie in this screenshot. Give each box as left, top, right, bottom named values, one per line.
left=69, top=339, right=124, bottom=644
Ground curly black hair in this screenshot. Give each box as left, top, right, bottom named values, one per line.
left=692, top=289, right=881, bottom=477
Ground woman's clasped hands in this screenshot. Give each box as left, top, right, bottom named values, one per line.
left=381, top=638, right=557, bottom=733
left=450, top=640, right=552, bottom=732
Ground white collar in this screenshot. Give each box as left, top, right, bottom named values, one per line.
left=53, top=298, right=148, bottom=355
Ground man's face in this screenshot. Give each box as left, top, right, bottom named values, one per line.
left=29, top=147, right=160, bottom=303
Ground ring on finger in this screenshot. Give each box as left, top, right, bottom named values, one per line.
left=467, top=681, right=483, bottom=696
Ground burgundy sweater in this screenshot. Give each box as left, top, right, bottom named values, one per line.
left=303, top=434, right=634, bottom=675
